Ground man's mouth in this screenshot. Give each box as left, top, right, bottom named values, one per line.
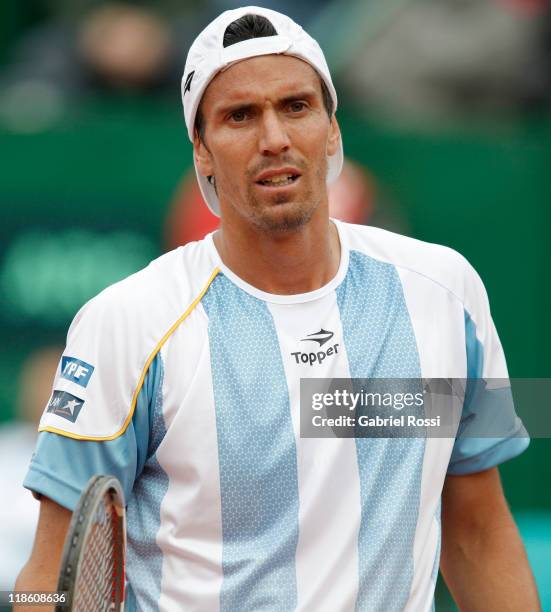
left=257, top=174, right=300, bottom=186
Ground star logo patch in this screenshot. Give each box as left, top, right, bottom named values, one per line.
left=47, top=390, right=85, bottom=423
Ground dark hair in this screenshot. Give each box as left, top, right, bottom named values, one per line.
left=194, top=13, right=334, bottom=142
left=223, top=13, right=278, bottom=46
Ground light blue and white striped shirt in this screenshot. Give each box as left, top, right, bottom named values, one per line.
left=25, top=220, right=528, bottom=611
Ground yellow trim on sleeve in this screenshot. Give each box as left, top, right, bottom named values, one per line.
left=38, top=267, right=221, bottom=441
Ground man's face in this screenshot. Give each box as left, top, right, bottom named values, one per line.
left=194, top=54, right=340, bottom=232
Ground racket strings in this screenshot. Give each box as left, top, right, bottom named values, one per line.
left=73, top=495, right=122, bottom=611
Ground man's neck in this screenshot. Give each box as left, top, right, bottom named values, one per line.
left=213, top=212, right=341, bottom=295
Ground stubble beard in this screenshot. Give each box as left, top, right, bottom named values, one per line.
left=242, top=160, right=328, bottom=234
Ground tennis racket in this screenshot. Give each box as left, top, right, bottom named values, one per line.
left=56, top=475, right=126, bottom=611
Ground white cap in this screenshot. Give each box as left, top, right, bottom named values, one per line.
left=181, top=5, right=343, bottom=216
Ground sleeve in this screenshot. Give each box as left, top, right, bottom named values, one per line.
left=447, top=260, right=529, bottom=475
left=36, top=288, right=153, bottom=440
left=22, top=289, right=164, bottom=510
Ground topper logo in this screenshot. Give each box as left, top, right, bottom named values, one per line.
left=291, top=343, right=340, bottom=366
left=60, top=356, right=95, bottom=388
left=291, top=328, right=340, bottom=366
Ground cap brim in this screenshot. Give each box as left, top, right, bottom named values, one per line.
left=194, top=135, right=344, bottom=217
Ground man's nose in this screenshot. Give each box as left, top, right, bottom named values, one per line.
left=258, top=110, right=291, bottom=156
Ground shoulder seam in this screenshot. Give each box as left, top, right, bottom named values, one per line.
left=38, top=267, right=221, bottom=441
left=350, top=247, right=468, bottom=308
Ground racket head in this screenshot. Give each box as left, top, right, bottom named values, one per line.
left=56, top=475, right=126, bottom=612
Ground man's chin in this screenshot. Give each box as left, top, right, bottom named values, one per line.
left=253, top=200, right=315, bottom=233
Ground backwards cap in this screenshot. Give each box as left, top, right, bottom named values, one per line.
left=181, top=5, right=343, bottom=216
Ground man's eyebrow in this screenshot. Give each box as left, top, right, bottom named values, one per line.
left=279, top=90, right=318, bottom=104
left=215, top=102, right=254, bottom=117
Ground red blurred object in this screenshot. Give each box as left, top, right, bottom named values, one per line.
left=328, top=159, right=375, bottom=225
left=164, top=174, right=219, bottom=250
left=496, top=0, right=549, bottom=15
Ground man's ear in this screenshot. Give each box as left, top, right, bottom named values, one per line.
left=193, top=131, right=214, bottom=178
left=326, top=115, right=340, bottom=157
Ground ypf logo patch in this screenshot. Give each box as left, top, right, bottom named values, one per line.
left=47, top=390, right=85, bottom=423
left=60, top=356, right=94, bottom=388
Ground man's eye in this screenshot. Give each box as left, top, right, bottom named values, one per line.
left=289, top=102, right=306, bottom=112
left=230, top=110, right=248, bottom=122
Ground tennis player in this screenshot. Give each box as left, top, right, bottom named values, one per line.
left=17, top=6, right=540, bottom=611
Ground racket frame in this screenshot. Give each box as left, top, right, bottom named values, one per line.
left=56, top=474, right=126, bottom=611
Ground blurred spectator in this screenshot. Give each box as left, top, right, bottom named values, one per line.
left=78, top=4, right=172, bottom=91
left=0, top=2, right=203, bottom=131
left=3, top=2, right=184, bottom=94
left=0, top=346, right=62, bottom=595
